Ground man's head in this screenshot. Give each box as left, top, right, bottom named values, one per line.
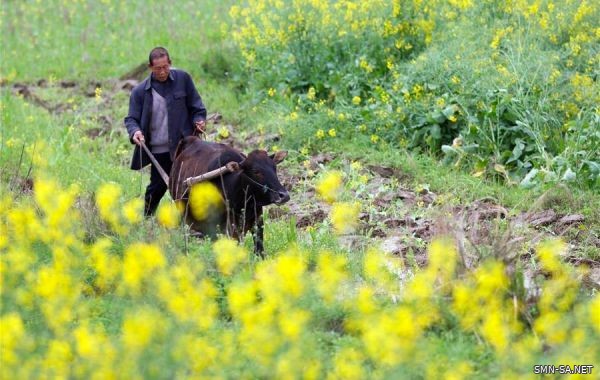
left=148, top=47, right=171, bottom=82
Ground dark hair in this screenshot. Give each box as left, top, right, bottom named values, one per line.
left=149, top=47, right=171, bottom=66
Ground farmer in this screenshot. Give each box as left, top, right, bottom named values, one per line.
left=124, top=47, right=207, bottom=216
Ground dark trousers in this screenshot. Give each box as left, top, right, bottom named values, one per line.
left=144, top=152, right=173, bottom=216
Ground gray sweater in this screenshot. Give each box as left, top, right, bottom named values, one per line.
left=150, top=88, right=169, bottom=153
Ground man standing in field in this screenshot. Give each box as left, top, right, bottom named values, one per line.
left=125, top=47, right=207, bottom=216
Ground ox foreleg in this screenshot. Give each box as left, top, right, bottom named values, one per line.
left=253, top=208, right=265, bottom=257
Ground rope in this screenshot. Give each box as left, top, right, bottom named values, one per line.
left=239, top=171, right=280, bottom=195
left=138, top=144, right=144, bottom=197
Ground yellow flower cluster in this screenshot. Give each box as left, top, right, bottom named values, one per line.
left=213, top=237, right=247, bottom=275
left=96, top=182, right=143, bottom=234
left=315, top=170, right=343, bottom=203
left=330, top=201, right=360, bottom=234
left=156, top=202, right=181, bottom=229
left=1, top=178, right=598, bottom=378
left=189, top=181, right=224, bottom=221
left=315, top=169, right=366, bottom=235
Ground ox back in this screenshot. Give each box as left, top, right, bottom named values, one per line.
left=169, top=136, right=290, bottom=254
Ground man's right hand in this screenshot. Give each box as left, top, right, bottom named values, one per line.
left=132, top=130, right=145, bottom=145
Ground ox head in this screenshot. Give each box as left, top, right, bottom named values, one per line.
left=239, top=150, right=290, bottom=205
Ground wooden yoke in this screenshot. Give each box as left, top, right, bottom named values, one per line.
left=183, top=161, right=240, bottom=188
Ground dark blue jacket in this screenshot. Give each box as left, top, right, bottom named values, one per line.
left=124, top=69, right=207, bottom=170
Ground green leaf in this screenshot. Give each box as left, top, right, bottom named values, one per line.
left=441, top=145, right=459, bottom=156
left=474, top=158, right=488, bottom=171
left=430, top=124, right=441, bottom=140
left=520, top=168, right=539, bottom=189
left=562, top=168, right=576, bottom=182
left=442, top=105, right=456, bottom=118
left=428, top=111, right=446, bottom=124
left=582, top=160, right=600, bottom=174
left=502, top=109, right=518, bottom=124
left=507, top=139, right=525, bottom=164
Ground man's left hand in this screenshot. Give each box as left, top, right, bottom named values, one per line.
left=195, top=120, right=206, bottom=133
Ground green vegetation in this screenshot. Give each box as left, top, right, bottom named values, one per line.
left=229, top=0, right=598, bottom=188
left=1, top=1, right=599, bottom=379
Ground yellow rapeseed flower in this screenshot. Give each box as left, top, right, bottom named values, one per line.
left=122, top=308, right=164, bottom=353
left=330, top=347, right=365, bottom=380
left=350, top=161, right=362, bottom=171
left=34, top=178, right=58, bottom=213
left=43, top=339, right=73, bottom=377
left=96, top=182, right=124, bottom=232
left=213, top=237, right=247, bottom=275
left=275, top=253, right=306, bottom=297
left=330, top=201, right=360, bottom=234
left=189, top=182, right=223, bottom=221
left=316, top=171, right=343, bottom=203
left=590, top=294, right=600, bottom=333
left=352, top=96, right=361, bottom=105
left=534, top=311, right=567, bottom=344
left=356, top=286, right=376, bottom=314
left=227, top=281, right=258, bottom=318
left=328, top=128, right=337, bottom=137
left=156, top=202, right=181, bottom=229
left=73, top=323, right=104, bottom=359
left=218, top=126, right=230, bottom=139
left=537, top=239, right=566, bottom=274
left=481, top=310, right=509, bottom=353
left=359, top=57, right=373, bottom=73
left=122, top=243, right=166, bottom=295
left=316, top=129, right=325, bottom=139
left=278, top=309, right=310, bottom=341
left=316, top=251, right=348, bottom=303
left=89, top=238, right=120, bottom=291
left=35, top=266, right=74, bottom=299
left=427, top=238, right=457, bottom=284
left=94, top=87, right=102, bottom=101
left=0, top=313, right=25, bottom=365
left=122, top=198, right=143, bottom=225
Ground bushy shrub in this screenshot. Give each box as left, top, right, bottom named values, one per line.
left=229, top=0, right=599, bottom=188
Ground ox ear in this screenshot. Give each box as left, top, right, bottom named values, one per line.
left=270, top=151, right=288, bottom=165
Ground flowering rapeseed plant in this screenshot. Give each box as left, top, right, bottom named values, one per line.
left=213, top=237, right=247, bottom=275
left=156, top=202, right=181, bottom=229
left=330, top=201, right=360, bottom=234
left=228, top=0, right=599, bottom=187
left=1, top=174, right=599, bottom=378
left=189, top=181, right=223, bottom=220
left=316, top=171, right=342, bottom=204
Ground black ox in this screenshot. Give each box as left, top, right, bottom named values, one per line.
left=169, top=136, right=290, bottom=254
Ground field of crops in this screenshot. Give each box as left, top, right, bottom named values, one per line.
left=1, top=1, right=599, bottom=379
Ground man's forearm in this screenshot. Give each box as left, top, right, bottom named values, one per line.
left=124, top=118, right=142, bottom=139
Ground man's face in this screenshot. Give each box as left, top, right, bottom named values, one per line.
left=150, top=56, right=170, bottom=82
